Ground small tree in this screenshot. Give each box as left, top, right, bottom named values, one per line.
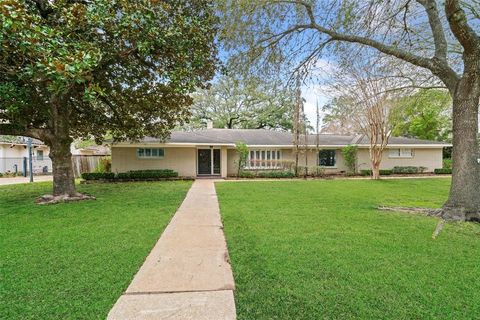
left=235, top=141, right=249, bottom=177
left=341, top=145, right=358, bottom=175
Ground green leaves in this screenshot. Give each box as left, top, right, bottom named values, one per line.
left=0, top=0, right=218, bottom=141
left=391, top=89, right=452, bottom=141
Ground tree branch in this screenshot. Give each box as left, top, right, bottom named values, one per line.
left=416, top=0, right=448, bottom=62
left=445, top=0, right=480, bottom=54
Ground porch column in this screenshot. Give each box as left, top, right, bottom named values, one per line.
left=221, top=147, right=228, bottom=178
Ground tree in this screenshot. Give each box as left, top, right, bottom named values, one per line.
left=391, top=89, right=452, bottom=141
left=234, top=141, right=249, bottom=176
left=0, top=0, right=218, bottom=199
left=342, top=145, right=358, bottom=175
left=189, top=72, right=294, bottom=130
left=218, top=0, right=480, bottom=221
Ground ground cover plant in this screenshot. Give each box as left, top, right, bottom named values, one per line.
left=216, top=178, right=480, bottom=319
left=0, top=181, right=191, bottom=319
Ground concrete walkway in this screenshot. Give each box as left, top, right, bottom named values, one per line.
left=108, top=180, right=236, bottom=320
left=0, top=175, right=53, bottom=186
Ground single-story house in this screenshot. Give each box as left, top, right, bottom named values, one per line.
left=111, top=129, right=450, bottom=178
left=0, top=136, right=51, bottom=174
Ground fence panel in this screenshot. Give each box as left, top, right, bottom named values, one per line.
left=1, top=155, right=107, bottom=177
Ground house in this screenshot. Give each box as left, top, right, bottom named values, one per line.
left=71, top=144, right=111, bottom=156
left=0, top=136, right=51, bottom=174
left=111, top=129, right=449, bottom=178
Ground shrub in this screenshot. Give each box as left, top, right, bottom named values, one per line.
left=0, top=172, right=3, bottom=177
left=116, top=169, right=178, bottom=180
left=341, top=145, right=358, bottom=174
left=235, top=141, right=249, bottom=176
left=94, top=157, right=112, bottom=173
left=443, top=158, right=452, bottom=169
left=81, top=172, right=115, bottom=180
left=257, top=171, right=295, bottom=178
left=434, top=168, right=452, bottom=174
left=392, top=166, right=420, bottom=174
left=239, top=171, right=256, bottom=178
left=360, top=169, right=392, bottom=176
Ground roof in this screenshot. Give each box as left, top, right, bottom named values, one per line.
left=131, top=129, right=450, bottom=147
left=0, top=135, right=45, bottom=146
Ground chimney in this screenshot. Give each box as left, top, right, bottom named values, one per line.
left=206, top=120, right=213, bottom=129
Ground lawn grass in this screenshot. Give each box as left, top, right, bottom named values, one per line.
left=0, top=181, right=191, bottom=319
left=216, top=178, right=480, bottom=319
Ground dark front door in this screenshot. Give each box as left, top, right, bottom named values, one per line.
left=198, top=149, right=212, bottom=175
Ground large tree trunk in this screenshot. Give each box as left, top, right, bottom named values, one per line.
left=442, top=65, right=480, bottom=221
left=49, top=138, right=77, bottom=197
left=44, top=102, right=79, bottom=198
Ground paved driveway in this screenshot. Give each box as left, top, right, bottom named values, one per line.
left=0, top=176, right=53, bottom=186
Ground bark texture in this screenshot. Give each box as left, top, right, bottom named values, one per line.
left=49, top=138, right=77, bottom=197
left=442, top=54, right=480, bottom=221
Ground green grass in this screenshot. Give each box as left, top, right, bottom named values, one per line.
left=0, top=181, right=191, bottom=319
left=216, top=178, right=480, bottom=319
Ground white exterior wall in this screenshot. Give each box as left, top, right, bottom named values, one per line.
left=357, top=147, right=443, bottom=172
left=0, top=143, right=51, bottom=174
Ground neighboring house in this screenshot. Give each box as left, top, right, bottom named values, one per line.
left=0, top=136, right=51, bottom=174
left=111, top=129, right=450, bottom=178
left=71, top=144, right=111, bottom=156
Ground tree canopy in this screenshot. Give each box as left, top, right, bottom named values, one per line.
left=391, top=89, right=452, bottom=141
left=189, top=72, right=294, bottom=130
left=0, top=0, right=218, bottom=197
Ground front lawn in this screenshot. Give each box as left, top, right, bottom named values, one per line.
left=0, top=181, right=191, bottom=319
left=216, top=179, right=480, bottom=319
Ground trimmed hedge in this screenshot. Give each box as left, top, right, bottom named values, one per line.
left=257, top=171, right=295, bottom=178
left=81, top=172, right=115, bottom=180
left=434, top=168, right=452, bottom=174
left=82, top=169, right=178, bottom=181
left=360, top=169, right=393, bottom=176
left=117, top=169, right=178, bottom=180
left=239, top=170, right=295, bottom=179
left=392, top=166, right=427, bottom=174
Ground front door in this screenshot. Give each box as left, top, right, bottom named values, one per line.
left=197, top=149, right=212, bottom=175
left=197, top=148, right=221, bottom=175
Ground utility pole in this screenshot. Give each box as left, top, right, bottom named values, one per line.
left=27, top=137, right=33, bottom=182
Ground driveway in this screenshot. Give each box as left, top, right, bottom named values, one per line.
left=0, top=175, right=53, bottom=186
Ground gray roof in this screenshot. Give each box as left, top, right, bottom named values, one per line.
left=139, top=129, right=449, bottom=147
left=0, top=135, right=45, bottom=145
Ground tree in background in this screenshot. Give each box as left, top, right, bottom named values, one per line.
left=391, top=89, right=452, bottom=142
left=218, top=0, right=480, bottom=220
left=0, top=0, right=217, bottom=199
left=189, top=72, right=294, bottom=130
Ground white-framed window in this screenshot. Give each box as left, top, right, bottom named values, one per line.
left=137, top=148, right=165, bottom=159
left=247, top=149, right=282, bottom=169
left=36, top=150, right=44, bottom=161
left=389, top=148, right=413, bottom=158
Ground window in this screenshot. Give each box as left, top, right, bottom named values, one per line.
left=319, top=150, right=336, bottom=167
left=247, top=149, right=282, bottom=169
left=36, top=150, right=44, bottom=161
left=137, top=148, right=165, bottom=158
left=389, top=148, right=413, bottom=158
